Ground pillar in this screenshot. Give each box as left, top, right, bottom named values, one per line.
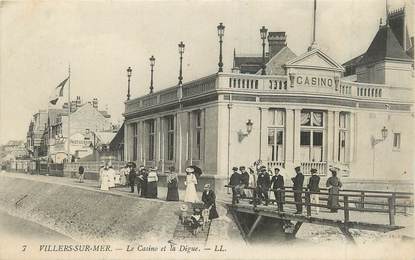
left=333, top=111, right=340, bottom=163
left=123, top=121, right=128, bottom=161
left=284, top=108, right=295, bottom=169
left=327, top=111, right=334, bottom=162
left=293, top=109, right=301, bottom=167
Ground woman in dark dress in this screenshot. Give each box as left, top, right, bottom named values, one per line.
left=201, top=184, right=219, bottom=220
left=146, top=167, right=158, bottom=198
left=326, top=167, right=342, bottom=212
left=166, top=166, right=179, bottom=201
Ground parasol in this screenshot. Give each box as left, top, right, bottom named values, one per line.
left=189, top=165, right=203, bottom=178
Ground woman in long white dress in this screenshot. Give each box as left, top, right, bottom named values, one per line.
left=100, top=167, right=109, bottom=191
left=184, top=167, right=199, bottom=203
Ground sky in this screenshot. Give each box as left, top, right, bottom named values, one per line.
left=0, top=0, right=412, bottom=145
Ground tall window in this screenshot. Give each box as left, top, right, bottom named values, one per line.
left=267, top=109, right=285, bottom=162
left=132, top=123, right=138, bottom=161
left=300, top=110, right=325, bottom=162
left=393, top=133, right=401, bottom=150
left=166, top=116, right=175, bottom=161
left=338, top=112, right=349, bottom=162
left=147, top=120, right=155, bottom=161
left=192, top=110, right=202, bottom=160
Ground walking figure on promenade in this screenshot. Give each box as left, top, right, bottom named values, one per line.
left=128, top=162, right=136, bottom=193
left=100, top=163, right=110, bottom=191
left=201, top=184, right=219, bottom=220
left=146, top=167, right=158, bottom=198
left=184, top=167, right=199, bottom=203
left=307, top=168, right=321, bottom=214
left=292, top=166, right=304, bottom=214
left=326, top=167, right=342, bottom=213
left=166, top=166, right=179, bottom=201
left=78, top=165, right=84, bottom=183
left=271, top=167, right=284, bottom=211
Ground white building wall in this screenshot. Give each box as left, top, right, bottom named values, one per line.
left=351, top=109, right=414, bottom=180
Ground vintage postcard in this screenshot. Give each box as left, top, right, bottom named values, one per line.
left=0, top=0, right=414, bottom=259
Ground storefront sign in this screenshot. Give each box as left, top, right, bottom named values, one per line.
left=296, top=75, right=334, bottom=87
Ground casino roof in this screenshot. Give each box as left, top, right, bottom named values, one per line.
left=358, top=25, right=412, bottom=66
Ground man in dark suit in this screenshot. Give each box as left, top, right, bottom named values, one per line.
left=271, top=168, right=285, bottom=211
left=292, top=166, right=304, bottom=214
left=229, top=167, right=242, bottom=204
left=307, top=168, right=321, bottom=214
left=128, top=163, right=136, bottom=193
left=239, top=166, right=250, bottom=198
left=257, top=166, right=271, bottom=206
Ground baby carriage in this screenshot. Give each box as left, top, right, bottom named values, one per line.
left=180, top=203, right=207, bottom=236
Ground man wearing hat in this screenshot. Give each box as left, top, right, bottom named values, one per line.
left=271, top=167, right=285, bottom=211
left=307, top=168, right=321, bottom=214
left=239, top=166, right=250, bottom=198
left=257, top=166, right=271, bottom=206
left=202, top=184, right=219, bottom=220
left=326, top=167, right=342, bottom=212
left=292, top=166, right=304, bottom=214
left=229, top=167, right=242, bottom=204
left=128, top=162, right=137, bottom=193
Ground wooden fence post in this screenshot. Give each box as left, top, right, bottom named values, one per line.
left=392, top=193, right=396, bottom=215
left=344, top=195, right=349, bottom=223
left=360, top=191, right=365, bottom=209
left=388, top=197, right=395, bottom=226
left=305, top=192, right=311, bottom=217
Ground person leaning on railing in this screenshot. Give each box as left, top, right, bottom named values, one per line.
left=307, top=168, right=320, bottom=215
left=229, top=167, right=242, bottom=204
left=326, top=167, right=342, bottom=213
left=257, top=166, right=271, bottom=206
left=292, top=166, right=305, bottom=214
left=271, top=167, right=285, bottom=211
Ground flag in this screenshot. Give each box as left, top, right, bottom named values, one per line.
left=49, top=77, right=69, bottom=105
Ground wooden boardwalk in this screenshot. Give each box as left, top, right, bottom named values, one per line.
left=224, top=185, right=414, bottom=242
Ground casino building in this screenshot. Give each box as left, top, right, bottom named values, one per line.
left=123, top=6, right=414, bottom=191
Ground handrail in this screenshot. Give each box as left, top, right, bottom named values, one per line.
left=225, top=185, right=413, bottom=227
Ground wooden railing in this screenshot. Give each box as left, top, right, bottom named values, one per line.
left=225, top=185, right=414, bottom=227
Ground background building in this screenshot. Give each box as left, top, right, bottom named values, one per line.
left=45, top=96, right=113, bottom=163
left=123, top=7, right=414, bottom=192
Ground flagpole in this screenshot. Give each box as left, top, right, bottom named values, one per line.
left=67, top=65, right=71, bottom=162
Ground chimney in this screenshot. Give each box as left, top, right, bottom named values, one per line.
left=92, top=98, right=98, bottom=109
left=268, top=32, right=287, bottom=58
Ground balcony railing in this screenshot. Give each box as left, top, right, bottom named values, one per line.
left=301, top=161, right=327, bottom=176
left=125, top=72, right=410, bottom=115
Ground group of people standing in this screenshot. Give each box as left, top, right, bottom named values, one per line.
left=229, top=163, right=343, bottom=214
left=119, top=162, right=161, bottom=199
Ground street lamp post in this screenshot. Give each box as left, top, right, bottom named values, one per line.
left=260, top=26, right=268, bottom=75
left=178, top=41, right=185, bottom=85
left=126, top=66, right=132, bottom=101
left=149, top=55, right=155, bottom=94
left=217, top=22, right=225, bottom=72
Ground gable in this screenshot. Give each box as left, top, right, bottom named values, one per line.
left=263, top=47, right=297, bottom=75
left=285, top=48, right=344, bottom=72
